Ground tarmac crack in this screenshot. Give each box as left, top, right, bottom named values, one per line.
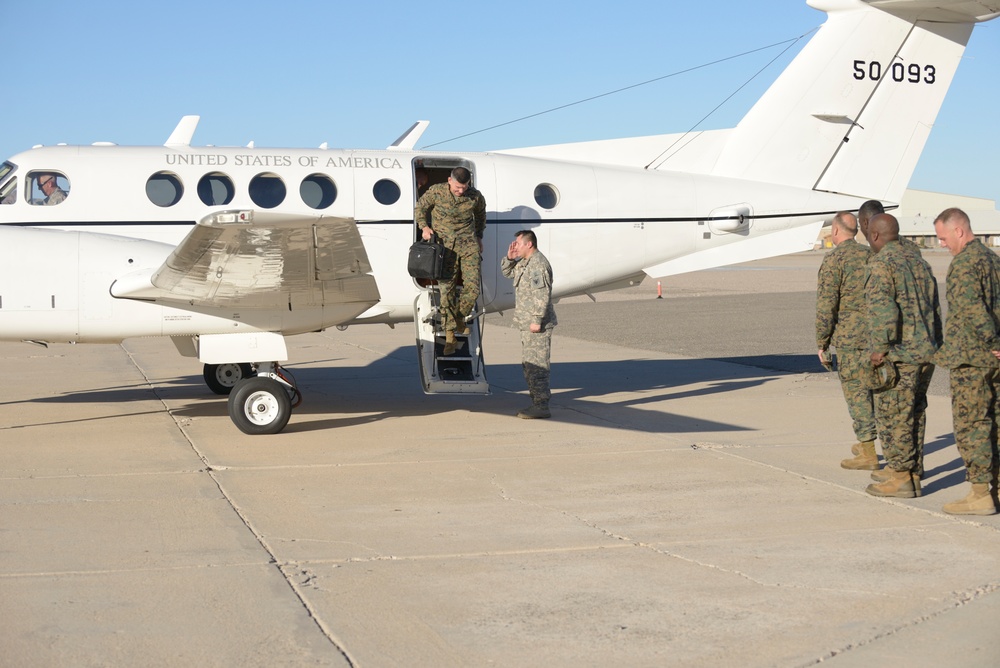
left=480, top=466, right=799, bottom=588
left=478, top=464, right=981, bottom=596
left=120, top=343, right=360, bottom=668
left=706, top=446, right=1000, bottom=535
left=801, top=581, right=1000, bottom=666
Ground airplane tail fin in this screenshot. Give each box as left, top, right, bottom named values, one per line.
left=708, top=0, right=999, bottom=203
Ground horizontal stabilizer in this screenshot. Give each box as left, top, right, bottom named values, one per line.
left=643, top=220, right=824, bottom=277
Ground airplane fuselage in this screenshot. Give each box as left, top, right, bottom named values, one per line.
left=2, top=0, right=993, bottom=434
left=0, top=143, right=856, bottom=343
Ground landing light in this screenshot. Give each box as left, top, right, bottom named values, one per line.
left=214, top=210, right=254, bottom=224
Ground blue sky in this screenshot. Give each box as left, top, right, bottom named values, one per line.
left=4, top=1, right=998, bottom=202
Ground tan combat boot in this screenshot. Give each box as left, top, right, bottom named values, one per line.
left=442, top=330, right=458, bottom=356
left=866, top=468, right=920, bottom=498
left=850, top=439, right=879, bottom=456
left=871, top=458, right=923, bottom=482
left=841, top=440, right=878, bottom=470
left=942, top=483, right=997, bottom=516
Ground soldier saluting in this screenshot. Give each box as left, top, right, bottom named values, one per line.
left=502, top=230, right=557, bottom=419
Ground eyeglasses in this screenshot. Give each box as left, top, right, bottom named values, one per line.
left=38, top=178, right=53, bottom=188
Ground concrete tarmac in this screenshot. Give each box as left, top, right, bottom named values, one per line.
left=2, top=249, right=998, bottom=667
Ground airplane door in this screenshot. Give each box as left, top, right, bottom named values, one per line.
left=470, top=160, right=498, bottom=310
left=411, top=158, right=498, bottom=311
left=410, top=157, right=491, bottom=396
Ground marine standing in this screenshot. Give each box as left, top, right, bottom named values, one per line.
left=501, top=229, right=557, bottom=419
left=857, top=199, right=883, bottom=243
left=816, top=212, right=879, bottom=469
left=860, top=199, right=932, bottom=475
left=414, top=166, right=487, bottom=355
left=932, top=208, right=1000, bottom=515
left=864, top=214, right=941, bottom=498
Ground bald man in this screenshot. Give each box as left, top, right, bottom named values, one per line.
left=932, top=208, right=1000, bottom=515
left=864, top=214, right=941, bottom=498
left=859, top=202, right=932, bottom=480
left=816, top=212, right=878, bottom=468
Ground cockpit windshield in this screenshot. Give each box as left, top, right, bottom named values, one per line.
left=0, top=161, right=16, bottom=204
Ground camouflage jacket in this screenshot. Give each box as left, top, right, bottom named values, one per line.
left=45, top=188, right=67, bottom=205
left=816, top=239, right=871, bottom=350
left=898, top=236, right=923, bottom=259
left=866, top=240, right=941, bottom=364
left=934, top=239, right=1000, bottom=369
left=501, top=250, right=557, bottom=331
left=414, top=182, right=486, bottom=242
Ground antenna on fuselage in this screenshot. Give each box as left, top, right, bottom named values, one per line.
left=388, top=121, right=429, bottom=150
left=164, top=115, right=200, bottom=147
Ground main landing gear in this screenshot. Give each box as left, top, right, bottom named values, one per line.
left=203, top=362, right=255, bottom=395
left=201, top=362, right=302, bottom=435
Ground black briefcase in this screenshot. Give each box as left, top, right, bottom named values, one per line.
left=407, top=236, right=445, bottom=280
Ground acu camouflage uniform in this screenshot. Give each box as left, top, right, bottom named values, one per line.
left=45, top=188, right=67, bottom=206
left=501, top=250, right=557, bottom=408
left=933, top=239, right=1000, bottom=485
left=815, top=238, right=876, bottom=443
left=866, top=240, right=942, bottom=472
left=414, top=182, right=487, bottom=331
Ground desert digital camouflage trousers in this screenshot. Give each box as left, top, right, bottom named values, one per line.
left=439, top=236, right=481, bottom=332
left=836, top=347, right=877, bottom=442
left=875, top=362, right=934, bottom=472
left=521, top=329, right=552, bottom=406
left=948, top=365, right=1000, bottom=485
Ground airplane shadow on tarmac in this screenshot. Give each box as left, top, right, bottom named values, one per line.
left=13, top=348, right=819, bottom=437
left=9, top=346, right=972, bottom=483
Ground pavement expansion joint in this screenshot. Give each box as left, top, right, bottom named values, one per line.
left=819, top=582, right=1000, bottom=664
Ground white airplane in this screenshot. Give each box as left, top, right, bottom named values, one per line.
left=0, top=0, right=996, bottom=434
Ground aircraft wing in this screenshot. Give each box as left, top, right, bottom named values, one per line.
left=111, top=210, right=380, bottom=311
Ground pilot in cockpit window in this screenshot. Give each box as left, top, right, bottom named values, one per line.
left=32, top=172, right=69, bottom=205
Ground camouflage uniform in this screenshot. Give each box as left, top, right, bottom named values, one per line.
left=866, top=240, right=941, bottom=472
left=501, top=250, right=557, bottom=408
left=899, top=236, right=935, bottom=452
left=45, top=188, right=67, bottom=205
left=933, top=239, right=1000, bottom=485
left=414, top=182, right=487, bottom=331
left=816, top=238, right=876, bottom=443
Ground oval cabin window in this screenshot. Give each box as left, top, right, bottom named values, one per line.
left=198, top=173, right=235, bottom=206
left=533, top=183, right=559, bottom=210
left=301, top=174, right=337, bottom=210
left=146, top=172, right=183, bottom=207
left=249, top=173, right=287, bottom=209
left=373, top=179, right=400, bottom=205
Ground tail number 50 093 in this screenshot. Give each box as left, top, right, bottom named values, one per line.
left=853, top=60, right=936, bottom=84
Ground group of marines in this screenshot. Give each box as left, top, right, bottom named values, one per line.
left=817, top=202, right=1000, bottom=515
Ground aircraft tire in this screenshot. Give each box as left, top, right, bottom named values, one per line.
left=228, top=377, right=292, bottom=435
left=204, top=363, right=254, bottom=395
